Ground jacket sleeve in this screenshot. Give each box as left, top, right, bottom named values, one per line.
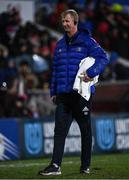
left=50, top=47, right=58, bottom=96
left=86, top=37, right=109, bottom=78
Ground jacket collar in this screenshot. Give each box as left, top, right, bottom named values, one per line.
left=64, top=31, right=80, bottom=44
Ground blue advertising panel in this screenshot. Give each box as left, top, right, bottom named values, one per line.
left=0, top=119, right=20, bottom=160
left=95, top=117, right=115, bottom=151
left=92, top=114, right=129, bottom=153
left=24, top=121, right=43, bottom=157
left=1, top=113, right=129, bottom=161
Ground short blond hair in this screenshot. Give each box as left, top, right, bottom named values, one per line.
left=61, top=9, right=79, bottom=25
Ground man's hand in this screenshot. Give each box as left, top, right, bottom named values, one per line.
left=51, top=95, right=57, bottom=104
left=79, top=72, right=93, bottom=82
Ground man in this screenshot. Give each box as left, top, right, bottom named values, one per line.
left=39, top=9, right=109, bottom=176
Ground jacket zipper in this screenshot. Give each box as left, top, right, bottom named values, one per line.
left=66, top=42, right=70, bottom=92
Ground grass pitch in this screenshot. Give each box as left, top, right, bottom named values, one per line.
left=0, top=153, right=129, bottom=179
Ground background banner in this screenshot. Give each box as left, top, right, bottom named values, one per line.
left=0, top=119, right=20, bottom=160
left=0, top=113, right=129, bottom=160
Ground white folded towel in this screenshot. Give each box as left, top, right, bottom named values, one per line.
left=73, top=57, right=99, bottom=101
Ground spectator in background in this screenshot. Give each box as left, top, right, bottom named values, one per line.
left=38, top=9, right=109, bottom=176
left=0, top=44, right=17, bottom=92
left=0, top=76, right=30, bottom=117
left=17, top=60, right=39, bottom=96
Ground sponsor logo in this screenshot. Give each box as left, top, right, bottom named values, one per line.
left=96, top=119, right=115, bottom=150
left=0, top=133, right=19, bottom=160
left=24, top=123, right=43, bottom=155
left=82, top=106, right=89, bottom=115
left=82, top=106, right=89, bottom=112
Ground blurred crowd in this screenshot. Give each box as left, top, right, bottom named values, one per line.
left=36, top=0, right=129, bottom=81
left=0, top=0, right=129, bottom=117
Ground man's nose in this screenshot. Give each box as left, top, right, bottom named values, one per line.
left=63, top=21, right=67, bottom=26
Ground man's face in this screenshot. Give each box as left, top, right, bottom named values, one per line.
left=62, top=14, right=75, bottom=33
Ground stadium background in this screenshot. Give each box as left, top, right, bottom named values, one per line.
left=0, top=0, right=129, bottom=166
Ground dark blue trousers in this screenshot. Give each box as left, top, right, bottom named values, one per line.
left=51, top=92, right=92, bottom=169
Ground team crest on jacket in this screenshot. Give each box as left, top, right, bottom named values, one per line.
left=58, top=48, right=62, bottom=52
left=77, top=47, right=82, bottom=52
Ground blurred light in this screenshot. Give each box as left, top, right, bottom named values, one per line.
left=33, top=54, right=41, bottom=62
left=2, top=82, right=7, bottom=87
left=32, top=54, right=49, bottom=73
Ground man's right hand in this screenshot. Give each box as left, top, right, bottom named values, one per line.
left=79, top=72, right=93, bottom=82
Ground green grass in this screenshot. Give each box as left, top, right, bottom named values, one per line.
left=0, top=153, right=129, bottom=179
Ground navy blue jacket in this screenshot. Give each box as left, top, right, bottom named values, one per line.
left=50, top=28, right=109, bottom=96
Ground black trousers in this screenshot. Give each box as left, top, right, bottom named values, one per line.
left=51, top=92, right=92, bottom=169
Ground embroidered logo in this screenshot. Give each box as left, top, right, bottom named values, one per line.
left=58, top=49, right=62, bottom=52
left=82, top=106, right=89, bottom=111
left=82, top=106, right=89, bottom=115
left=77, top=47, right=82, bottom=52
